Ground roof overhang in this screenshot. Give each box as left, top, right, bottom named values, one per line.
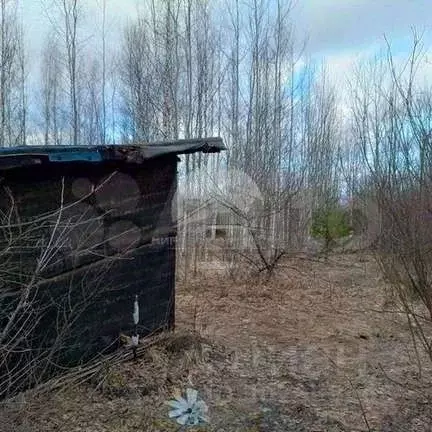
left=0, top=137, right=226, bottom=170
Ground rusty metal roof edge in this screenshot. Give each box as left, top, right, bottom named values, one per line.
left=0, top=137, right=226, bottom=169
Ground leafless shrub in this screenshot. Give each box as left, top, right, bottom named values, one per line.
left=0, top=175, right=142, bottom=399
left=351, top=31, right=432, bottom=372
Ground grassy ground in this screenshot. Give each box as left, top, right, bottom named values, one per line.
left=1, top=252, right=432, bottom=431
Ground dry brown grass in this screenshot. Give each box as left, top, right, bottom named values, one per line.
left=176, top=252, right=432, bottom=430
left=1, top=252, right=432, bottom=431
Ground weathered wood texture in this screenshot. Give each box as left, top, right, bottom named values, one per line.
left=0, top=156, right=177, bottom=378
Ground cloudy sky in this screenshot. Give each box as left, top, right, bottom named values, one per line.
left=297, top=0, right=431, bottom=55
left=19, top=0, right=432, bottom=92
left=21, top=0, right=432, bottom=52
left=297, top=0, right=432, bottom=84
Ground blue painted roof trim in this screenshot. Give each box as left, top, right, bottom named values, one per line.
left=47, top=151, right=103, bottom=162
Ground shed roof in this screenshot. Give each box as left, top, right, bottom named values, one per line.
left=0, top=137, right=225, bottom=170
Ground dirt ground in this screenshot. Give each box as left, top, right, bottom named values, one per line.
left=2, top=252, right=432, bottom=431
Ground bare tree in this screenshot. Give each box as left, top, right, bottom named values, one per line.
left=0, top=0, right=26, bottom=147
left=210, top=0, right=316, bottom=272
left=100, top=0, right=107, bottom=145
left=42, top=0, right=83, bottom=146
left=62, top=0, right=79, bottom=146
left=40, top=34, right=63, bottom=146
left=120, top=14, right=159, bottom=141
left=82, top=57, right=103, bottom=146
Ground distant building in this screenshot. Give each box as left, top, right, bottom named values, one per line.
left=177, top=188, right=311, bottom=251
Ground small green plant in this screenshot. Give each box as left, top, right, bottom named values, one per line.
left=311, top=205, right=352, bottom=250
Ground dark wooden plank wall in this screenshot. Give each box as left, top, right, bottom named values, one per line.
left=0, top=156, right=177, bottom=392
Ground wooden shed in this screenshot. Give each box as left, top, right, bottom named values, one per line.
left=0, top=137, right=224, bottom=395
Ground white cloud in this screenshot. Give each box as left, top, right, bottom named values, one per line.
left=19, top=0, right=432, bottom=69
left=293, top=0, right=432, bottom=56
